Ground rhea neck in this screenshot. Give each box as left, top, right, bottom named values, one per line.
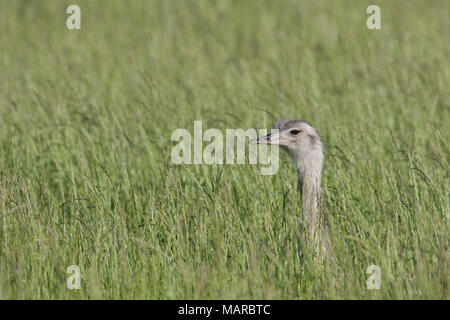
left=287, top=145, right=324, bottom=205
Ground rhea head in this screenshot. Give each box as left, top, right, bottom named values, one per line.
left=249, top=119, right=324, bottom=179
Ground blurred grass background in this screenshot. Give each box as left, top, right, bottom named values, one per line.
left=0, top=0, right=448, bottom=299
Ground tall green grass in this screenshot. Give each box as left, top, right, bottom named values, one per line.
left=0, top=0, right=448, bottom=299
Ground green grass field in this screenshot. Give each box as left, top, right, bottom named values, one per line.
left=0, top=0, right=448, bottom=299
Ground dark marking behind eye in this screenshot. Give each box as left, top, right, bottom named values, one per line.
left=308, top=134, right=317, bottom=146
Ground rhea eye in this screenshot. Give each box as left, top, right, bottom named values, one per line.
left=290, top=130, right=301, bottom=135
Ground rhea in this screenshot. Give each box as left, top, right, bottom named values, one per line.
left=250, top=119, right=330, bottom=253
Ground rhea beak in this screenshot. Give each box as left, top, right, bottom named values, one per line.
left=249, top=132, right=280, bottom=145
